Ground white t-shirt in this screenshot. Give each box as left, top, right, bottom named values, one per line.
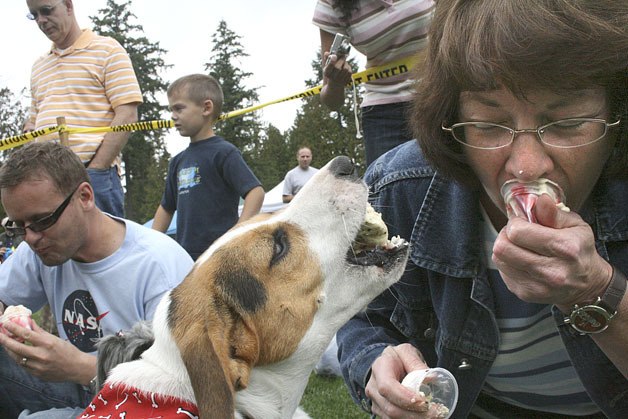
left=283, top=166, right=319, bottom=197
left=0, top=217, right=193, bottom=353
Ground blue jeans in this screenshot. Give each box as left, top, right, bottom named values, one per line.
left=87, top=166, right=124, bottom=217
left=361, top=101, right=413, bottom=167
left=0, top=347, right=93, bottom=418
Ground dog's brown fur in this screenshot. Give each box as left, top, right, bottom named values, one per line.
left=168, top=222, right=323, bottom=416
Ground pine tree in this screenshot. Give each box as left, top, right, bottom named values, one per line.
left=205, top=20, right=263, bottom=162
left=90, top=0, right=171, bottom=223
left=0, top=87, right=27, bottom=142
left=248, top=124, right=292, bottom=190
left=0, top=87, right=28, bottom=219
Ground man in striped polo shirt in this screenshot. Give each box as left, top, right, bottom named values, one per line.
left=24, top=0, right=143, bottom=217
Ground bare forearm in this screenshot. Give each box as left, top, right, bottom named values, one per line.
left=89, top=131, right=130, bottom=168
left=320, top=81, right=347, bottom=110
left=238, top=187, right=264, bottom=223
left=152, top=206, right=173, bottom=233
left=89, top=103, right=138, bottom=168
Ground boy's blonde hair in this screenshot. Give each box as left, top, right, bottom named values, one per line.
left=168, top=74, right=224, bottom=121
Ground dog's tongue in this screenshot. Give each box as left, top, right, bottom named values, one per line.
left=500, top=179, right=567, bottom=223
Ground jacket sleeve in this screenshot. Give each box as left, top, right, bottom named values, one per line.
left=337, top=147, right=438, bottom=411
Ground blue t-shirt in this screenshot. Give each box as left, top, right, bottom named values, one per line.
left=0, top=218, right=193, bottom=353
left=161, top=136, right=261, bottom=260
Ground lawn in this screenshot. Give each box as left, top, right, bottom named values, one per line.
left=301, top=373, right=370, bottom=418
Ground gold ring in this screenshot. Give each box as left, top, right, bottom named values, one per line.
left=20, top=357, right=28, bottom=367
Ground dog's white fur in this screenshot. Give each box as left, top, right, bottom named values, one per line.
left=103, top=157, right=409, bottom=418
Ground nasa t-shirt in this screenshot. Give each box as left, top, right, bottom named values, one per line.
left=0, top=218, right=193, bottom=353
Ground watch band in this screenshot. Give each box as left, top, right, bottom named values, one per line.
left=564, top=266, right=627, bottom=334
left=598, top=266, right=627, bottom=315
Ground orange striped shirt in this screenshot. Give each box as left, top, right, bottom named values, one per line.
left=29, top=29, right=143, bottom=165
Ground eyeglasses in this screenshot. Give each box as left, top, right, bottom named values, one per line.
left=4, top=185, right=79, bottom=236
left=442, top=118, right=620, bottom=150
left=26, top=0, right=64, bottom=21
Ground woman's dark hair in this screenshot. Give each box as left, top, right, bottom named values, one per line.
left=411, top=0, right=628, bottom=185
left=331, top=0, right=359, bottom=23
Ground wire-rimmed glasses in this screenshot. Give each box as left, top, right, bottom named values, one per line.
left=442, top=118, right=620, bottom=150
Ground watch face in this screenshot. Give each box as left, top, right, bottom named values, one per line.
left=570, top=305, right=611, bottom=334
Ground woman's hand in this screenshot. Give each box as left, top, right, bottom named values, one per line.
left=493, top=194, right=612, bottom=308
left=366, top=343, right=433, bottom=418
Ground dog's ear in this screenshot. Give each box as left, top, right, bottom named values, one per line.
left=172, top=266, right=265, bottom=418
left=179, top=326, right=236, bottom=419
left=214, top=267, right=266, bottom=389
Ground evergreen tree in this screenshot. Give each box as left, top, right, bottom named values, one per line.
left=0, top=87, right=28, bottom=219
left=247, top=124, right=292, bottom=190
left=0, top=87, right=27, bottom=142
left=90, top=0, right=171, bottom=223
left=205, top=20, right=263, bottom=161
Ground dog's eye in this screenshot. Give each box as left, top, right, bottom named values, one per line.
left=271, top=228, right=289, bottom=266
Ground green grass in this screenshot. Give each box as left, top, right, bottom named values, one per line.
left=301, top=373, right=370, bottom=419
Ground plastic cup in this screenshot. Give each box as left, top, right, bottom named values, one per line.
left=401, top=367, right=459, bottom=419
left=500, top=179, right=567, bottom=223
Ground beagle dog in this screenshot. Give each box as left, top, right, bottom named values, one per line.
left=81, top=156, right=409, bottom=419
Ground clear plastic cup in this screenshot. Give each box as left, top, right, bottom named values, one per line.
left=401, top=367, right=459, bottom=419
left=500, top=179, right=567, bottom=223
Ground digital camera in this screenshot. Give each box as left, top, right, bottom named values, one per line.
left=326, top=33, right=351, bottom=66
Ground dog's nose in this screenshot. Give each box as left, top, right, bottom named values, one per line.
left=328, top=156, right=358, bottom=180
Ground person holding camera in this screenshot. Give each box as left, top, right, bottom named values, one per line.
left=313, top=0, right=435, bottom=166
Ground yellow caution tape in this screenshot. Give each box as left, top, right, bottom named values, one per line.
left=0, top=120, right=175, bottom=151
left=218, top=55, right=417, bottom=121
left=0, top=56, right=416, bottom=150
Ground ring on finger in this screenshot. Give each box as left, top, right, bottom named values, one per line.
left=20, top=357, right=28, bottom=367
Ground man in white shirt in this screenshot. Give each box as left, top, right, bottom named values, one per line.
left=282, top=147, right=319, bottom=203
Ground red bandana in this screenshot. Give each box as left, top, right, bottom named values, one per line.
left=78, top=383, right=199, bottom=419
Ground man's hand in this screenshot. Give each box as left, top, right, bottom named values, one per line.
left=493, top=194, right=612, bottom=308
left=366, top=343, right=432, bottom=418
left=0, top=318, right=95, bottom=384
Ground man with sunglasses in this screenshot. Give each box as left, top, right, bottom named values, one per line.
left=0, top=142, right=194, bottom=418
left=23, top=0, right=142, bottom=218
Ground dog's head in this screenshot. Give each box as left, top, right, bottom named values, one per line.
left=166, top=156, right=409, bottom=416
left=95, top=321, right=154, bottom=390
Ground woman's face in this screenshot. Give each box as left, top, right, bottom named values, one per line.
left=458, top=87, right=617, bottom=217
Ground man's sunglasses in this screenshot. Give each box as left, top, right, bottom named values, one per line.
left=26, top=0, right=64, bottom=21
left=4, top=185, right=79, bottom=236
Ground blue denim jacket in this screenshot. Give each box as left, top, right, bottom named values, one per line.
left=337, top=140, right=628, bottom=418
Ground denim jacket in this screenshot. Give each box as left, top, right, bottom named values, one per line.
left=337, top=140, right=628, bottom=418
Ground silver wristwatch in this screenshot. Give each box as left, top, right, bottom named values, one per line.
left=564, top=266, right=627, bottom=334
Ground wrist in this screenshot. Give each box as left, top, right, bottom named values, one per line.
left=563, top=266, right=627, bottom=334
left=557, top=264, right=613, bottom=313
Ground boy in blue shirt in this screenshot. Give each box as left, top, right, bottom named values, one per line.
left=152, top=74, right=264, bottom=260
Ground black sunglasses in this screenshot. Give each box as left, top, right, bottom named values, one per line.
left=26, top=0, right=64, bottom=21
left=5, top=185, right=79, bottom=236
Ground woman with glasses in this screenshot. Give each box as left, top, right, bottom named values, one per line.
left=337, top=0, right=627, bottom=418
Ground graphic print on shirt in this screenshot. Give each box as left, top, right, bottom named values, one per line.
left=62, top=290, right=107, bottom=352
left=177, top=165, right=201, bottom=196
